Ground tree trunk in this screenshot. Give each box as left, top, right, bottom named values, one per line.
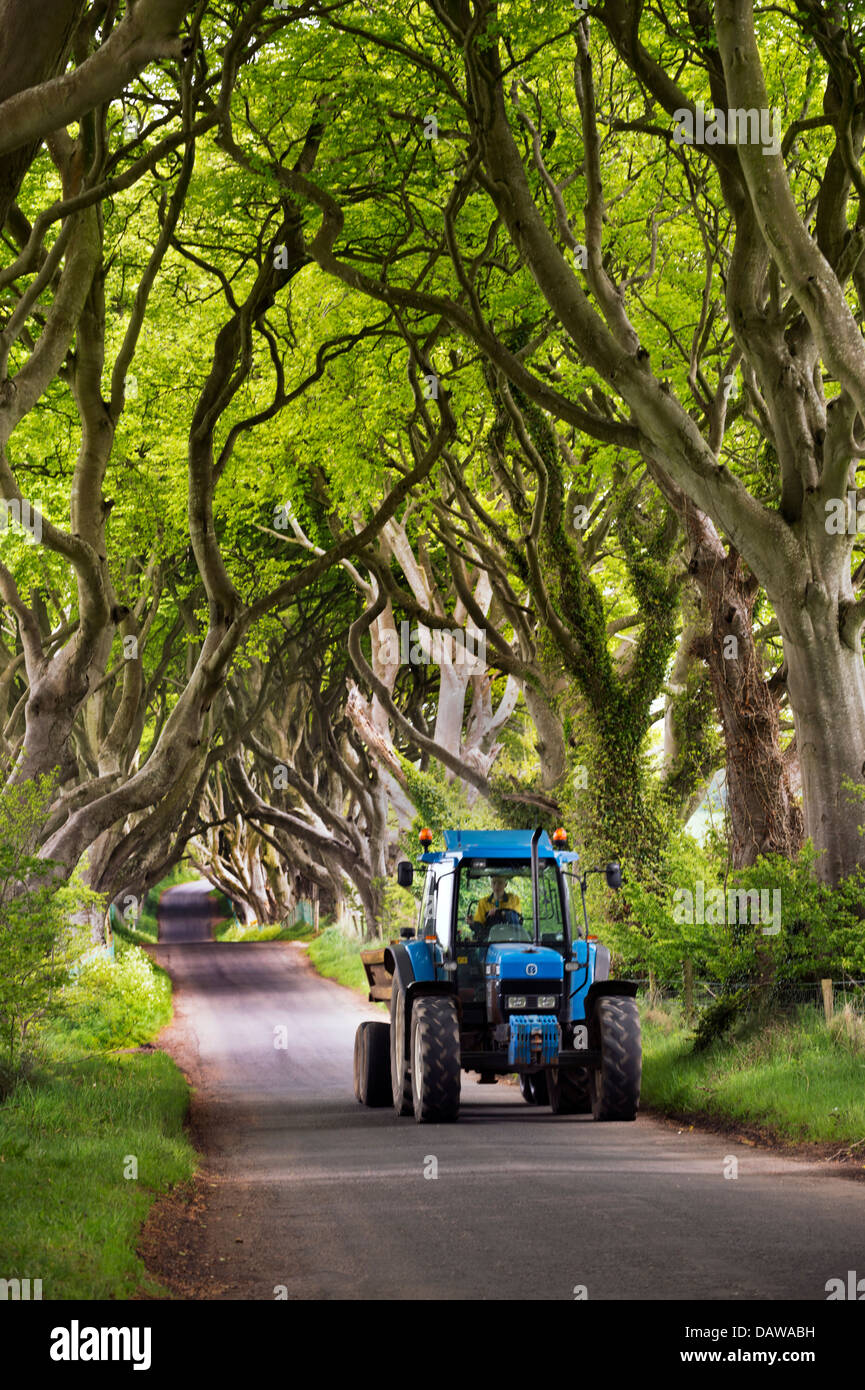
left=692, top=543, right=803, bottom=866
left=782, top=619, right=865, bottom=882
left=653, top=474, right=804, bottom=866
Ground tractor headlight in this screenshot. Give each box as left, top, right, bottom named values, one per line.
left=506, top=995, right=527, bottom=1009
left=537, top=995, right=556, bottom=1009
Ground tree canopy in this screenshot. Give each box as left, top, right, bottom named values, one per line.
left=2, top=0, right=865, bottom=937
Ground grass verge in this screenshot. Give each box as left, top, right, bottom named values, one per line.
left=306, top=923, right=384, bottom=994
left=0, top=942, right=197, bottom=1299
left=641, top=998, right=865, bottom=1145
left=216, top=920, right=316, bottom=942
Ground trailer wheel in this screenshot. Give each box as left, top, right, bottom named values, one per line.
left=590, top=997, right=642, bottom=1121
left=355, top=1020, right=391, bottom=1107
left=353, top=1022, right=368, bottom=1102
left=410, top=995, right=461, bottom=1123
left=547, top=1065, right=591, bottom=1114
left=519, top=1072, right=549, bottom=1105
left=390, top=982, right=413, bottom=1116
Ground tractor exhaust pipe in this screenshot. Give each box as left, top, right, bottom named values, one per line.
left=530, top=825, right=542, bottom=945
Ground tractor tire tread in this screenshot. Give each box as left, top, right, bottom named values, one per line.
left=591, top=996, right=642, bottom=1121
left=411, top=995, right=461, bottom=1123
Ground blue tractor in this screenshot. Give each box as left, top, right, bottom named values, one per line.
left=353, top=827, right=641, bottom=1124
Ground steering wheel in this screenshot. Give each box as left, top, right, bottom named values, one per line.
left=472, top=907, right=527, bottom=945
left=485, top=908, right=523, bottom=928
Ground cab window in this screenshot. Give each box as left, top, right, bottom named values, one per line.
left=420, top=873, right=437, bottom=938
left=454, top=859, right=566, bottom=949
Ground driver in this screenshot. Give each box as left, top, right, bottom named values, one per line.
left=472, top=874, right=522, bottom=931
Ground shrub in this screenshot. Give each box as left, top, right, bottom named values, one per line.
left=0, top=778, right=103, bottom=1092
left=57, top=943, right=171, bottom=1052
left=614, top=832, right=865, bottom=991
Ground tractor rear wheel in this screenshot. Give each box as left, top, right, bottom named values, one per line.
left=390, top=982, right=413, bottom=1116
left=547, top=1065, right=591, bottom=1114
left=410, top=996, right=461, bottom=1123
left=589, top=997, right=642, bottom=1121
left=355, top=1020, right=391, bottom=1107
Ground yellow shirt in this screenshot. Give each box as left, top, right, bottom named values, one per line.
left=473, top=891, right=522, bottom=925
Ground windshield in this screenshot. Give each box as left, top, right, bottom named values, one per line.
left=455, top=859, right=566, bottom=949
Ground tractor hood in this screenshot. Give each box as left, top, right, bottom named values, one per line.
left=484, top=942, right=563, bottom=983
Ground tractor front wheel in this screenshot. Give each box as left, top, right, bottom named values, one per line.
left=410, top=995, right=461, bottom=1123
left=589, top=997, right=642, bottom=1121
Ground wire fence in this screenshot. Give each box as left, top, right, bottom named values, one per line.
left=285, top=898, right=315, bottom=928
left=636, top=976, right=865, bottom=1016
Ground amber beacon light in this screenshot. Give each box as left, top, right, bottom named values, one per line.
left=552, top=826, right=568, bottom=846
left=419, top=827, right=434, bottom=847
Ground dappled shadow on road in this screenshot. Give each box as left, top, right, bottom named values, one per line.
left=157, top=881, right=216, bottom=943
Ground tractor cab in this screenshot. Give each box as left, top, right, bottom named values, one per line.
left=453, top=856, right=567, bottom=1021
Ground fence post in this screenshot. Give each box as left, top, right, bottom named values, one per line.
left=683, top=957, right=695, bottom=1024
left=821, top=978, right=834, bottom=1023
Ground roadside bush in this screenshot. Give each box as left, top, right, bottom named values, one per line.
left=0, top=778, right=103, bottom=1095
left=55, top=943, right=172, bottom=1053
left=615, top=831, right=865, bottom=993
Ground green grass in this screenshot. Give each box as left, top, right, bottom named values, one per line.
left=216, top=919, right=316, bottom=942
left=307, top=923, right=384, bottom=994
left=0, top=941, right=197, bottom=1298
left=641, top=999, right=865, bottom=1144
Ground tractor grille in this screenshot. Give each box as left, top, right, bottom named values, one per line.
left=502, top=980, right=562, bottom=1012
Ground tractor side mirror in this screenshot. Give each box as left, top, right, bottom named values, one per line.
left=605, top=861, right=622, bottom=890
left=396, top=861, right=414, bottom=888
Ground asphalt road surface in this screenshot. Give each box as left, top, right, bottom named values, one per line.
left=150, top=882, right=865, bottom=1301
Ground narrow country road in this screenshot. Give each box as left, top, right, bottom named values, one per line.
left=148, top=883, right=865, bottom=1301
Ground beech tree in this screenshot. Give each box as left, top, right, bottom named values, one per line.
left=6, top=0, right=863, bottom=932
